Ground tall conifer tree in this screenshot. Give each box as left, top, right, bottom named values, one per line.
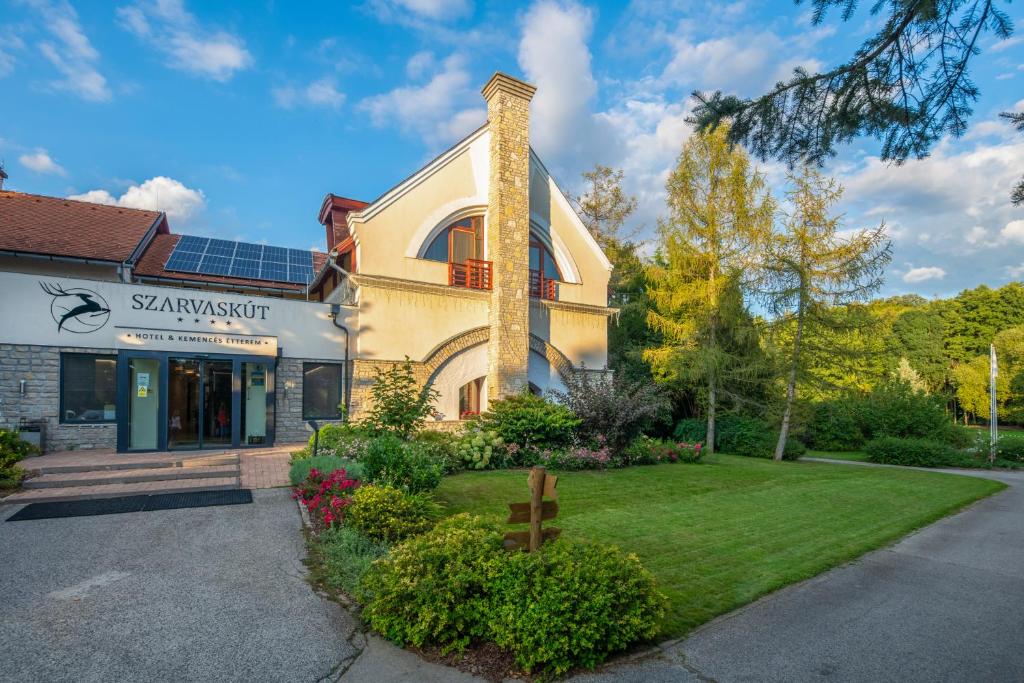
left=645, top=127, right=774, bottom=453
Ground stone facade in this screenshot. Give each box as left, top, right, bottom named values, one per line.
left=0, top=344, right=117, bottom=452
left=275, top=356, right=349, bottom=445
left=483, top=72, right=536, bottom=402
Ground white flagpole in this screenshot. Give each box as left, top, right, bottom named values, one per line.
left=990, top=344, right=998, bottom=465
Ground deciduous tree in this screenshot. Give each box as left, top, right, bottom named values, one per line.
left=762, top=166, right=891, bottom=460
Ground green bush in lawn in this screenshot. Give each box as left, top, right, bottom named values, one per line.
left=289, top=455, right=364, bottom=487
left=623, top=436, right=702, bottom=465
left=361, top=434, right=443, bottom=493
left=455, top=428, right=505, bottom=470
left=474, top=392, right=579, bottom=451
left=345, top=485, right=441, bottom=543
left=673, top=416, right=805, bottom=460
left=803, top=400, right=865, bottom=451
left=995, top=433, right=1024, bottom=462
left=360, top=514, right=505, bottom=653
left=489, top=539, right=667, bottom=678
left=313, top=525, right=388, bottom=598
left=864, top=436, right=972, bottom=467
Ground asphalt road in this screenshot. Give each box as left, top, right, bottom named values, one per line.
left=584, top=465, right=1024, bottom=683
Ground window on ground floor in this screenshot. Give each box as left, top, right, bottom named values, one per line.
left=303, top=362, right=344, bottom=420
left=60, top=353, right=117, bottom=423
left=459, top=377, right=485, bottom=419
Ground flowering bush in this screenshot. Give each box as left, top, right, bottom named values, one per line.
left=456, top=428, right=505, bottom=469
left=623, top=436, right=703, bottom=465
left=542, top=440, right=615, bottom=470
left=292, top=467, right=360, bottom=529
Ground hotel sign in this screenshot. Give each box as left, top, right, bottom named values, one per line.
left=116, top=327, right=278, bottom=356
left=0, top=271, right=350, bottom=361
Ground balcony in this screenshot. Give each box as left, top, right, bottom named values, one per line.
left=530, top=269, right=557, bottom=300
left=449, top=259, right=492, bottom=290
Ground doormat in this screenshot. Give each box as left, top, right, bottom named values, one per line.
left=5, top=489, right=253, bottom=522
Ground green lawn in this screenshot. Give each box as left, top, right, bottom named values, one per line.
left=804, top=450, right=870, bottom=462
left=435, top=454, right=1004, bottom=638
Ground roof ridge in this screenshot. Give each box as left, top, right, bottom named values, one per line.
left=0, top=189, right=163, bottom=216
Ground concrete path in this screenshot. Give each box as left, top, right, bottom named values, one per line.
left=0, top=489, right=469, bottom=683
left=585, top=464, right=1024, bottom=683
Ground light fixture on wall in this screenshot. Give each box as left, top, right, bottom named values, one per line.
left=19, top=379, right=26, bottom=396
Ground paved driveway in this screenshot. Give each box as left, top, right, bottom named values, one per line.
left=0, top=489, right=475, bottom=683
left=583, top=466, right=1024, bottom=683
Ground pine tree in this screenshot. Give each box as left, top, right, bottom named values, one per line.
left=762, top=166, right=891, bottom=460
left=645, top=127, right=774, bottom=453
left=690, top=1, right=1017, bottom=201
left=575, top=165, right=639, bottom=247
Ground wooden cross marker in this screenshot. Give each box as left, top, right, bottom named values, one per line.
left=504, top=466, right=560, bottom=552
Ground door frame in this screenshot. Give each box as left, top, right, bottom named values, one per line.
left=116, top=350, right=276, bottom=453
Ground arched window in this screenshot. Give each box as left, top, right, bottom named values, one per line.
left=459, top=377, right=485, bottom=418
left=529, top=235, right=561, bottom=300
left=424, top=216, right=484, bottom=262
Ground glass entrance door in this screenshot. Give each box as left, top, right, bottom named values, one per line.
left=168, top=358, right=201, bottom=449
left=203, top=360, right=233, bottom=447
left=167, top=357, right=233, bottom=450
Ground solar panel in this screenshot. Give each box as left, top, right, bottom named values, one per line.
left=176, top=235, right=209, bottom=253
left=164, top=235, right=318, bottom=286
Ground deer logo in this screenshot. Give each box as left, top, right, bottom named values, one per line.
left=40, top=282, right=111, bottom=333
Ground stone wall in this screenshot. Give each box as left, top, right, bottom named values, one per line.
left=274, top=356, right=349, bottom=445
left=483, top=72, right=536, bottom=402
left=0, top=344, right=117, bottom=452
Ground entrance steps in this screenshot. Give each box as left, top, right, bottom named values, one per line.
left=3, top=453, right=241, bottom=505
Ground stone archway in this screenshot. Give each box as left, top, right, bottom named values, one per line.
left=420, top=326, right=490, bottom=376
left=527, top=334, right=574, bottom=382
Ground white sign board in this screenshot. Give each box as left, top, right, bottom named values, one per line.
left=0, top=271, right=352, bottom=360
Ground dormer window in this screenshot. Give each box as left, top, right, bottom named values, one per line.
left=424, top=216, right=491, bottom=290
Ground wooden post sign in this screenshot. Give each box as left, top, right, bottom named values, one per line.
left=504, top=466, right=560, bottom=552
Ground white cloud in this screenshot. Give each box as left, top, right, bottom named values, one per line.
left=273, top=77, right=345, bottom=111
left=903, top=266, right=947, bottom=283
left=360, top=53, right=482, bottom=147
left=965, top=225, right=990, bottom=245
left=518, top=0, right=597, bottom=163
left=1002, top=220, right=1024, bottom=244
left=406, top=50, right=435, bottom=79
left=0, top=27, right=25, bottom=77
left=18, top=149, right=65, bottom=175
left=368, top=0, right=473, bottom=22
left=992, top=36, right=1023, bottom=53
left=24, top=0, right=111, bottom=101
left=69, top=176, right=205, bottom=222
left=117, top=0, right=252, bottom=81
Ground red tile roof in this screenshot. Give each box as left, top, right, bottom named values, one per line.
left=134, top=233, right=328, bottom=292
left=0, top=190, right=165, bottom=262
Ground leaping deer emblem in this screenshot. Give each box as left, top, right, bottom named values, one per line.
left=40, top=282, right=111, bottom=332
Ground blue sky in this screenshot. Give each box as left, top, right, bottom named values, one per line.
left=2, top=0, right=1022, bottom=298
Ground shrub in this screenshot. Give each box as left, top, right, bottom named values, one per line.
left=474, top=392, right=579, bottom=451
left=541, top=442, right=614, bottom=470
left=290, top=455, right=365, bottom=487
left=489, top=539, right=667, bottom=678
left=803, top=400, right=864, bottom=451
left=672, top=418, right=706, bottom=444
left=345, top=485, right=440, bottom=543
left=360, top=514, right=505, bottom=653
left=292, top=467, right=360, bottom=528
left=413, top=430, right=462, bottom=474
left=550, top=371, right=669, bottom=454
left=313, top=526, right=388, bottom=598
left=864, top=436, right=972, bottom=468
left=361, top=358, right=440, bottom=439
left=1, top=429, right=36, bottom=487
left=713, top=416, right=805, bottom=460
left=455, top=428, right=505, bottom=470
left=361, top=434, right=443, bottom=493
left=623, top=436, right=702, bottom=465
left=996, top=433, right=1024, bottom=462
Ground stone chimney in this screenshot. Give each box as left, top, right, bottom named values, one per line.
left=0, top=164, right=7, bottom=190
left=482, top=72, right=536, bottom=401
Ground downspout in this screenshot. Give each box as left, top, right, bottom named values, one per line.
left=328, top=256, right=352, bottom=420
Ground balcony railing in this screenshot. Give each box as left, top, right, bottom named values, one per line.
left=529, top=269, right=557, bottom=300
left=449, top=259, right=492, bottom=290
